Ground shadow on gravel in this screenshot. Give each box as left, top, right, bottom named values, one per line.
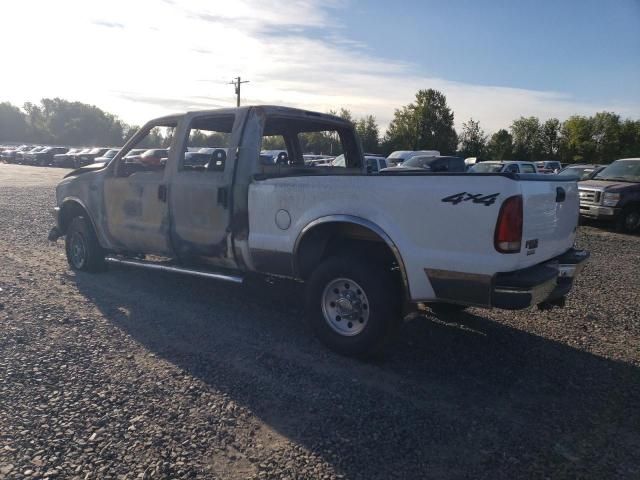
left=74, top=267, right=640, bottom=479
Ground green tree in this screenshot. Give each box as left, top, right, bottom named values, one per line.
left=0, top=102, right=29, bottom=142
left=384, top=89, right=457, bottom=154
left=510, top=116, right=543, bottom=161
left=541, top=118, right=561, bottom=159
left=590, top=111, right=621, bottom=163
left=559, top=115, right=595, bottom=163
left=20, top=98, right=128, bottom=146
left=486, top=129, right=513, bottom=160
left=338, top=108, right=354, bottom=124
left=356, top=115, right=380, bottom=153
left=619, top=119, right=640, bottom=158
left=458, top=118, right=487, bottom=158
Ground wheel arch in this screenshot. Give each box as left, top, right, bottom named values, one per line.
left=293, top=215, right=409, bottom=295
left=58, top=198, right=98, bottom=236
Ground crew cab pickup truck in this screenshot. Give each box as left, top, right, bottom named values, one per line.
left=578, top=158, right=640, bottom=233
left=49, top=106, right=588, bottom=357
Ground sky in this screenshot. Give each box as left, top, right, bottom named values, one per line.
left=1, top=0, right=638, bottom=133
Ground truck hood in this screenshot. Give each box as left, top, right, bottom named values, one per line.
left=579, top=179, right=639, bottom=191
left=63, top=162, right=106, bottom=178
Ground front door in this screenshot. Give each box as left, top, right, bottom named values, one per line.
left=102, top=122, right=176, bottom=255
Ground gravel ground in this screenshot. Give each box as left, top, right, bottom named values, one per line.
left=0, top=163, right=639, bottom=479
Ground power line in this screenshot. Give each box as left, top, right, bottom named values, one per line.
left=228, top=76, right=250, bottom=107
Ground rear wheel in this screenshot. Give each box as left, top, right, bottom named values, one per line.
left=65, top=216, right=106, bottom=272
left=617, top=206, right=640, bottom=233
left=306, top=255, right=401, bottom=358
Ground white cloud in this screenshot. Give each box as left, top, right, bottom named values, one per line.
left=2, top=0, right=637, bottom=134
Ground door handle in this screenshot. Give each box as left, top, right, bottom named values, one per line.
left=158, top=184, right=167, bottom=202
left=556, top=187, right=566, bottom=202
left=217, top=186, right=228, bottom=208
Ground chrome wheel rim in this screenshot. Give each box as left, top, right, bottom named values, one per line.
left=321, top=278, right=369, bottom=336
left=625, top=211, right=640, bottom=231
left=69, top=232, right=87, bottom=269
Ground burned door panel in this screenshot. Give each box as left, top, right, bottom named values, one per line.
left=103, top=171, right=172, bottom=254
left=101, top=121, right=176, bottom=255
left=168, top=112, right=243, bottom=268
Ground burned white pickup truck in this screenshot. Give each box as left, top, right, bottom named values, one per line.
left=50, top=106, right=588, bottom=356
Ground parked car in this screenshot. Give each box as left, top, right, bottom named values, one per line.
left=365, top=155, right=388, bottom=174
left=30, top=147, right=69, bottom=166
left=578, top=158, right=640, bottom=232
left=331, top=154, right=388, bottom=173
left=383, top=155, right=465, bottom=173
left=464, top=157, right=488, bottom=170
left=53, top=148, right=92, bottom=168
left=470, top=161, right=538, bottom=174
left=307, top=157, right=335, bottom=166
left=183, top=147, right=217, bottom=168
left=52, top=148, right=83, bottom=167
left=73, top=147, right=111, bottom=167
left=17, top=146, right=44, bottom=164
left=1, top=145, right=32, bottom=163
left=93, top=149, right=121, bottom=166
left=386, top=150, right=440, bottom=167
left=120, top=148, right=148, bottom=163
left=132, top=148, right=169, bottom=168
left=49, top=105, right=588, bottom=357
left=535, top=161, right=562, bottom=174
left=558, top=164, right=605, bottom=181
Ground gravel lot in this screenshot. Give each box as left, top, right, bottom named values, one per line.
left=0, top=163, right=639, bottom=479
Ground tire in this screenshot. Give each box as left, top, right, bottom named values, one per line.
left=616, top=206, right=640, bottom=234
left=305, top=255, right=401, bottom=358
left=65, top=216, right=106, bottom=272
left=429, top=303, right=468, bottom=315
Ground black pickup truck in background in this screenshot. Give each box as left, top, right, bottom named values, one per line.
left=578, top=158, right=640, bottom=233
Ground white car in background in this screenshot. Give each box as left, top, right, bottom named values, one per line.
left=470, top=161, right=538, bottom=174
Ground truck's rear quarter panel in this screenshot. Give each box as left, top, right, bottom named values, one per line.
left=248, top=174, right=529, bottom=301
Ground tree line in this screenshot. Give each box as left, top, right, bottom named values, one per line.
left=1, top=94, right=639, bottom=163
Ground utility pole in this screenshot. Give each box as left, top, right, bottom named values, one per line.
left=228, top=76, right=250, bottom=107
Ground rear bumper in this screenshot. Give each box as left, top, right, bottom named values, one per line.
left=579, top=203, right=619, bottom=220
left=425, top=248, right=589, bottom=310
left=491, top=248, right=589, bottom=309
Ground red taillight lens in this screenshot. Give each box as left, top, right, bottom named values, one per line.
left=494, top=195, right=523, bottom=253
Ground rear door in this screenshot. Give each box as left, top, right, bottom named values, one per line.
left=519, top=178, right=579, bottom=265
left=168, top=111, right=243, bottom=267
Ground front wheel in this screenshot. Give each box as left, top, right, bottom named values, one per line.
left=305, top=255, right=401, bottom=358
left=65, top=216, right=106, bottom=272
left=617, top=206, right=640, bottom=233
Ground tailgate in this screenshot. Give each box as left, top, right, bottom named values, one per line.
left=518, top=177, right=579, bottom=267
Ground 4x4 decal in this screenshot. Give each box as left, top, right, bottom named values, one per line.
left=441, top=192, right=500, bottom=206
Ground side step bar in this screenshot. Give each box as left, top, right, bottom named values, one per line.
left=104, top=256, right=243, bottom=284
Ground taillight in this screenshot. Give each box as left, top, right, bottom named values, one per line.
left=494, top=195, right=523, bottom=253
